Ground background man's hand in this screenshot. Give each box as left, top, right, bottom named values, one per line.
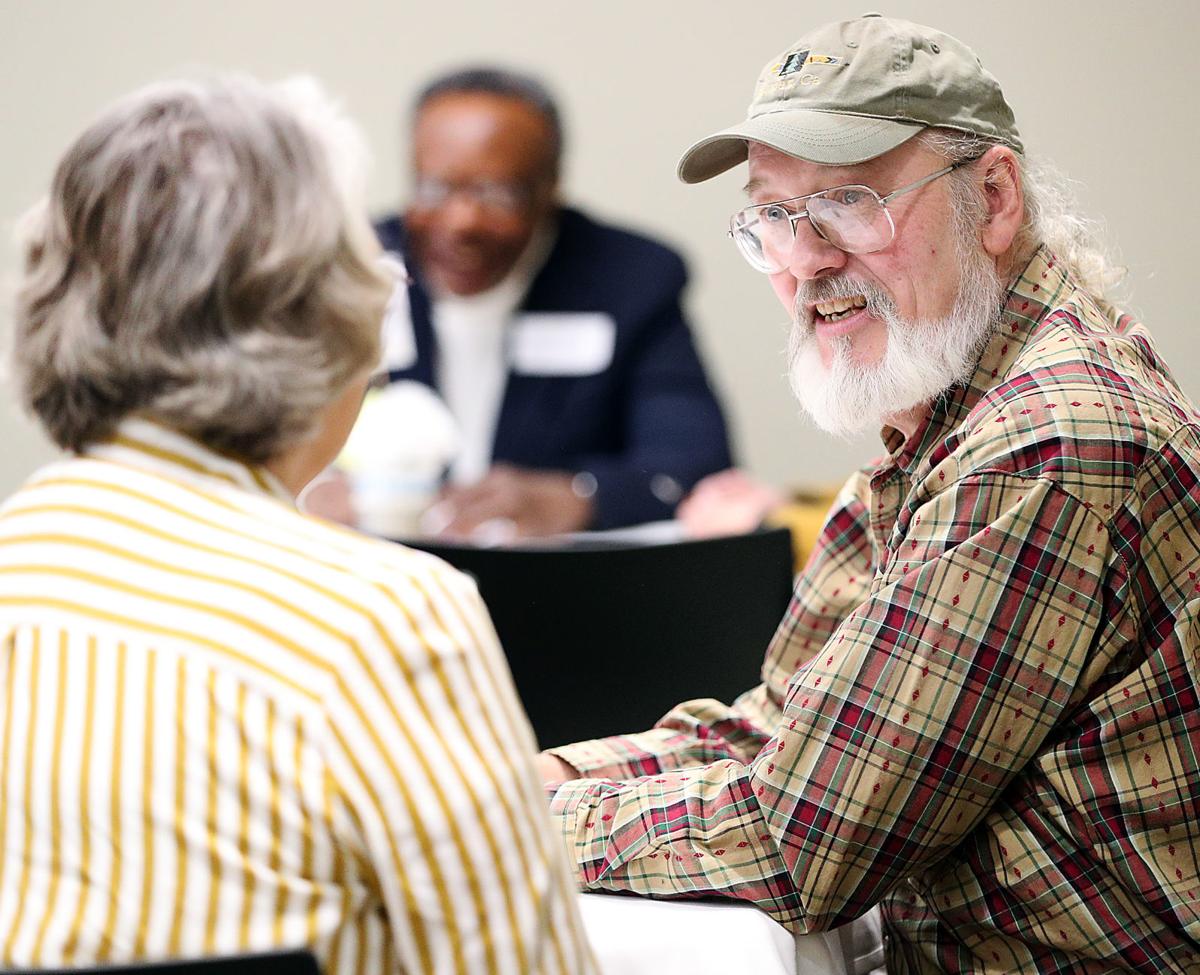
left=676, top=467, right=785, bottom=538
left=425, top=463, right=594, bottom=540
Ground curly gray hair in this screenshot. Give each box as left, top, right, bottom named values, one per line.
left=12, top=74, right=392, bottom=461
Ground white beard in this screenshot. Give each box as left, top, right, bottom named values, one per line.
left=786, top=241, right=1005, bottom=439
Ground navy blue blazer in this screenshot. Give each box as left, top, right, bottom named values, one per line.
left=375, top=207, right=733, bottom=529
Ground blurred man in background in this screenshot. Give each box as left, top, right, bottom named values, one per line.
left=369, top=67, right=732, bottom=539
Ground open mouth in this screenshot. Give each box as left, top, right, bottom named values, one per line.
left=814, top=295, right=867, bottom=323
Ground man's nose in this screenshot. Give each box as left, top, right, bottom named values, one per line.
left=439, top=193, right=490, bottom=234
left=782, top=217, right=848, bottom=282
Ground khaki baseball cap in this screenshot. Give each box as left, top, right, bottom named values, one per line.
left=678, top=13, right=1023, bottom=183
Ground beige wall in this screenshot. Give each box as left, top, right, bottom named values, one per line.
left=2, top=0, right=1196, bottom=497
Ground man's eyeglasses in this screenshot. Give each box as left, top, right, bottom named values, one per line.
left=410, top=177, right=531, bottom=216
left=728, top=162, right=966, bottom=274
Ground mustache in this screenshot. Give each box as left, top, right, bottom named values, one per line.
left=792, top=276, right=898, bottom=324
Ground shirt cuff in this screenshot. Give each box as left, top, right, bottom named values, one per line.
left=547, top=736, right=657, bottom=780
left=547, top=776, right=599, bottom=818
left=546, top=777, right=626, bottom=884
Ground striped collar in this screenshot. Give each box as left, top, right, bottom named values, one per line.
left=81, top=418, right=294, bottom=502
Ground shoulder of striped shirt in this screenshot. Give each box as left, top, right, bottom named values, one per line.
left=215, top=485, right=480, bottom=605
left=9, top=451, right=477, bottom=605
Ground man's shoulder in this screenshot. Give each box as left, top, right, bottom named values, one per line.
left=552, top=206, right=687, bottom=275
left=374, top=212, right=405, bottom=254
left=527, top=207, right=688, bottom=318
left=992, top=295, right=1194, bottom=432
left=950, top=295, right=1200, bottom=503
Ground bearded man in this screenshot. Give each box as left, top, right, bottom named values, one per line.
left=538, top=14, right=1200, bottom=973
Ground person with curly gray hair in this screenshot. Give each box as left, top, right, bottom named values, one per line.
left=0, top=75, right=596, bottom=974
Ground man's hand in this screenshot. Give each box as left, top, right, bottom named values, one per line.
left=537, top=751, right=578, bottom=785
left=676, top=467, right=786, bottom=538
left=425, top=463, right=594, bottom=540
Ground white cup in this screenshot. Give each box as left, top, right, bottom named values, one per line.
left=338, top=381, right=459, bottom=539
left=350, top=466, right=441, bottom=539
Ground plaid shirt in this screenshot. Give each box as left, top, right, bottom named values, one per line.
left=548, top=247, right=1200, bottom=973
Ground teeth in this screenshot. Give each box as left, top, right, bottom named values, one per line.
left=815, top=295, right=867, bottom=319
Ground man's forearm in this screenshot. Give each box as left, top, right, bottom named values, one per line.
left=547, top=760, right=808, bottom=929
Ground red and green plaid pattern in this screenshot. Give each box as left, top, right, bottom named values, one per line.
left=549, top=247, right=1200, bottom=972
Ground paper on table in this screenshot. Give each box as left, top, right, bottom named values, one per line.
left=576, top=893, right=884, bottom=975
left=578, top=893, right=812, bottom=975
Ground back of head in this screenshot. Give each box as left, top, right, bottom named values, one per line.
left=13, top=74, right=393, bottom=462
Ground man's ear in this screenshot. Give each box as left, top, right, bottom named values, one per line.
left=977, top=145, right=1024, bottom=258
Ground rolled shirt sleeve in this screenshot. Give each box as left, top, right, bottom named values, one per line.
left=547, top=471, right=1109, bottom=932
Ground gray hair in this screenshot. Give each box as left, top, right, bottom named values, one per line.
left=919, top=128, right=1127, bottom=311
left=13, top=74, right=392, bottom=461
left=413, top=65, right=563, bottom=176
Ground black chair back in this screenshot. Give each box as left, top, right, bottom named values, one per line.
left=411, top=527, right=794, bottom=748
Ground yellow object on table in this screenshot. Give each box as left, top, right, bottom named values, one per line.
left=764, top=486, right=841, bottom=570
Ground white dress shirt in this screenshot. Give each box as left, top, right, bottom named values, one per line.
left=431, top=225, right=555, bottom=485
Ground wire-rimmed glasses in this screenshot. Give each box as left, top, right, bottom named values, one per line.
left=728, top=162, right=965, bottom=273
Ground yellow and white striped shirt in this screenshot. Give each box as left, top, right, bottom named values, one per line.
left=0, top=418, right=596, bottom=975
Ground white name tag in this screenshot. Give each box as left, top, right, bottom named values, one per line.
left=508, top=313, right=616, bottom=376
left=380, top=280, right=417, bottom=372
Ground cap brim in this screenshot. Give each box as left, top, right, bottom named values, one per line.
left=677, top=111, right=927, bottom=183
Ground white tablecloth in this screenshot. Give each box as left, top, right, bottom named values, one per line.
left=578, top=892, right=884, bottom=975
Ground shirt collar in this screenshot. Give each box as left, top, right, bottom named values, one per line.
left=879, top=245, right=1070, bottom=478
left=83, top=417, right=293, bottom=502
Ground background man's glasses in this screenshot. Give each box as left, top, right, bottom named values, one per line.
left=410, top=177, right=531, bottom=216
left=728, top=162, right=965, bottom=273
